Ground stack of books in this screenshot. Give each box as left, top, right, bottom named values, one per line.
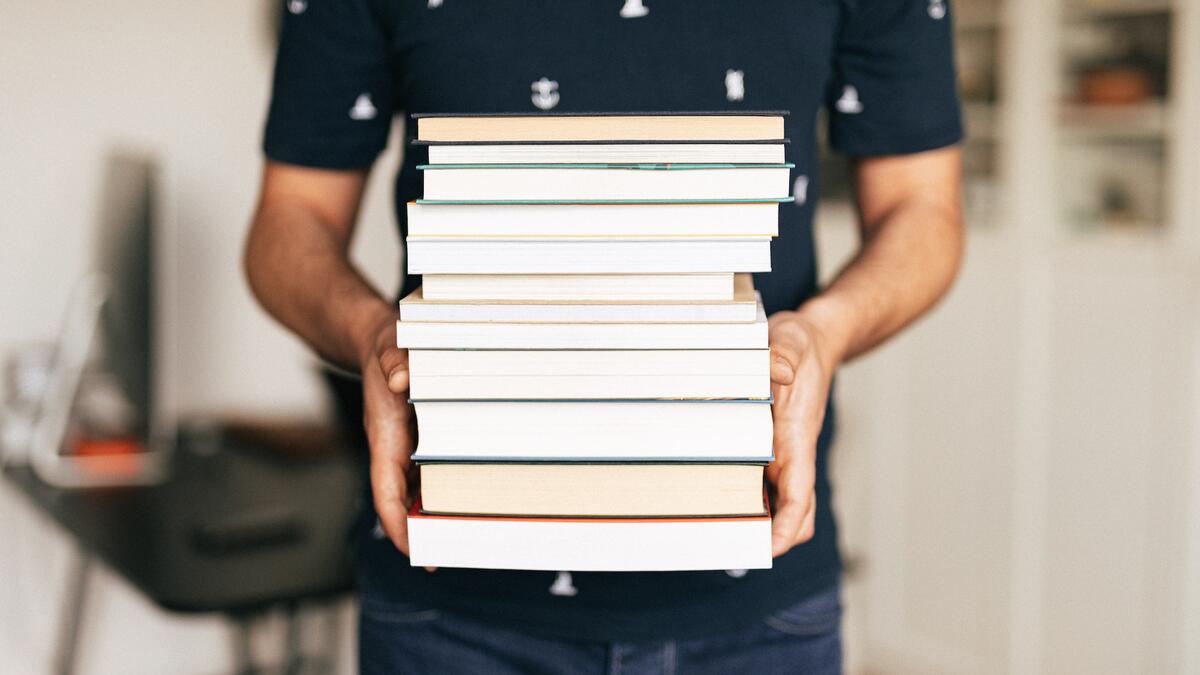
left=400, top=112, right=791, bottom=572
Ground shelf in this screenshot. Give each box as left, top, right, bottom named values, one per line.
left=955, top=0, right=1004, bottom=30
left=1051, top=228, right=1200, bottom=276
left=1066, top=218, right=1163, bottom=233
left=955, top=12, right=1002, bottom=32
left=1058, top=102, right=1168, bottom=141
left=964, top=103, right=999, bottom=142
left=1063, top=0, right=1173, bottom=22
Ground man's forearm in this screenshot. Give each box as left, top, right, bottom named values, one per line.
left=798, top=189, right=964, bottom=368
left=244, top=200, right=394, bottom=371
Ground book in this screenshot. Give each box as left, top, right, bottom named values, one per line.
left=399, top=275, right=758, bottom=324
left=407, top=504, right=773, bottom=571
left=410, top=400, right=773, bottom=462
left=408, top=349, right=771, bottom=401
left=402, top=111, right=783, bottom=572
left=418, top=164, right=793, bottom=201
left=406, top=201, right=780, bottom=238
left=420, top=273, right=734, bottom=302
left=418, top=463, right=767, bottom=518
left=413, top=111, right=786, bottom=143
left=424, top=142, right=787, bottom=165
left=406, top=237, right=772, bottom=275
left=395, top=299, right=767, bottom=349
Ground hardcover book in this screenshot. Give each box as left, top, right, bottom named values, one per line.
left=418, top=463, right=767, bottom=518
left=413, top=111, right=787, bottom=142
left=407, top=502, right=773, bottom=572
left=399, top=275, right=758, bottom=324
left=407, top=348, right=771, bottom=401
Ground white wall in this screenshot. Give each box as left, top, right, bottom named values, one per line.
left=0, top=2, right=400, bottom=672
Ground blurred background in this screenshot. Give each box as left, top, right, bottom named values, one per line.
left=1, top=1, right=1197, bottom=674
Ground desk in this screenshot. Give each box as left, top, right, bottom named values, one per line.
left=5, top=423, right=364, bottom=674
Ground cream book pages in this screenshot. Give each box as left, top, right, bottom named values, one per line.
left=398, top=276, right=758, bottom=323
left=419, top=273, right=734, bottom=301
left=395, top=299, right=767, bottom=349
left=407, top=348, right=771, bottom=401
left=405, top=238, right=772, bottom=275
left=426, top=143, right=787, bottom=164
left=415, top=112, right=786, bottom=142
left=419, top=464, right=767, bottom=517
left=420, top=165, right=793, bottom=201
left=411, top=400, right=773, bottom=462
left=405, top=201, right=780, bottom=237
left=407, top=511, right=773, bottom=572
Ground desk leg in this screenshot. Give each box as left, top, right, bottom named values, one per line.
left=283, top=602, right=302, bottom=675
left=319, top=600, right=342, bottom=675
left=55, top=550, right=91, bottom=675
left=283, top=601, right=340, bottom=675
left=231, top=614, right=255, bottom=675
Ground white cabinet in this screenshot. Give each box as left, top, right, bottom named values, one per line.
left=819, top=0, right=1200, bottom=672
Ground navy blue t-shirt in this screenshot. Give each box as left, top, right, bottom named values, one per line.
left=263, top=0, right=961, bottom=642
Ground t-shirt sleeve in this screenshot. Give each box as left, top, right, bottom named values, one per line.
left=263, top=0, right=395, bottom=169
left=827, top=0, right=964, bottom=156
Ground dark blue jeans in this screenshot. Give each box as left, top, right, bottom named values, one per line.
left=359, top=583, right=842, bottom=675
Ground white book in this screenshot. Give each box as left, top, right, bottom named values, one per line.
left=406, top=201, right=780, bottom=238
left=396, top=300, right=767, bottom=349
left=407, top=510, right=772, bottom=571
left=399, top=276, right=758, bottom=324
left=418, top=463, right=767, bottom=518
left=419, top=165, right=793, bottom=201
left=420, top=273, right=734, bottom=302
left=408, top=349, right=771, bottom=401
left=426, top=143, right=787, bottom=165
left=410, top=400, right=773, bottom=462
left=414, top=112, right=785, bottom=143
left=406, top=237, right=771, bottom=275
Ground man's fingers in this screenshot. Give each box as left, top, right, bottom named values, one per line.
left=367, top=395, right=413, bottom=554
left=370, top=451, right=411, bottom=555
left=379, top=346, right=410, bottom=394
left=771, top=493, right=810, bottom=557
left=769, top=342, right=800, bottom=386
left=797, top=497, right=817, bottom=544
left=364, top=357, right=415, bottom=555
left=379, top=501, right=411, bottom=557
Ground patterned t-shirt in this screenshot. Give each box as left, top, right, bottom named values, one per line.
left=263, top=0, right=962, bottom=642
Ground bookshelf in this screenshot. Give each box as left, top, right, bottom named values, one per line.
left=822, top=0, right=1200, bottom=673
left=1057, top=0, right=1175, bottom=235
left=957, top=0, right=1005, bottom=228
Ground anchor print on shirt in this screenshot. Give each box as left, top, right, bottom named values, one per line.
left=793, top=175, right=809, bottom=206
left=287, top=0, right=307, bottom=15
left=549, top=571, right=578, bottom=596
left=834, top=85, right=864, bottom=114
left=619, top=0, right=649, bottom=18
left=928, top=0, right=946, bottom=19
left=349, top=93, right=378, bottom=120
left=531, top=78, right=560, bottom=110
left=725, top=69, right=745, bottom=102
left=428, top=0, right=443, bottom=8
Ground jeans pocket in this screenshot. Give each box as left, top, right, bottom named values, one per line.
left=360, top=598, right=442, bottom=625
left=762, top=585, right=842, bottom=637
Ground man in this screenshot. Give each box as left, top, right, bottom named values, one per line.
left=245, top=1, right=964, bottom=672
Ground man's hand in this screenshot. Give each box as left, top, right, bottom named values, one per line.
left=763, top=146, right=964, bottom=556
left=766, top=309, right=839, bottom=557
left=360, top=313, right=418, bottom=556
